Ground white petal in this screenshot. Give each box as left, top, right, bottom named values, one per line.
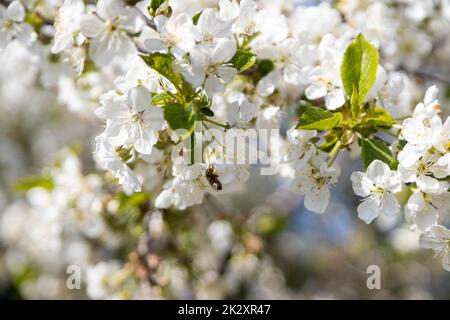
left=325, top=89, right=345, bottom=110
left=305, top=84, right=327, bottom=100
left=197, top=9, right=216, bottom=36
left=442, top=253, right=450, bottom=272
left=397, top=164, right=417, bottom=183
left=15, top=23, right=36, bottom=46
left=52, top=34, right=74, bottom=54
left=143, top=107, right=164, bottom=130
left=80, top=15, right=104, bottom=38
left=239, top=101, right=258, bottom=122
left=183, top=164, right=204, bottom=180
left=205, top=75, right=224, bottom=97
left=304, top=186, right=330, bottom=214
left=89, top=33, right=136, bottom=66
left=96, top=0, right=123, bottom=20
left=122, top=166, right=142, bottom=194
left=350, top=172, right=372, bottom=197
left=398, top=143, right=426, bottom=168
left=283, top=64, right=300, bottom=84
left=366, top=159, right=390, bottom=180
left=144, top=38, right=165, bottom=51
left=7, top=1, right=25, bottom=22
left=419, top=228, right=446, bottom=250
left=380, top=193, right=400, bottom=217
left=212, top=38, right=237, bottom=63
left=416, top=175, right=440, bottom=193
left=423, top=85, right=439, bottom=105
left=155, top=189, right=173, bottom=209
left=217, top=66, right=237, bottom=82
left=357, top=199, right=380, bottom=224
left=256, top=74, right=275, bottom=97
left=127, top=86, right=151, bottom=111
left=414, top=206, right=438, bottom=231
left=134, top=128, right=158, bottom=155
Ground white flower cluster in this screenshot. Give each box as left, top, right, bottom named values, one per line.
left=0, top=0, right=450, bottom=297
left=0, top=150, right=135, bottom=298
left=21, top=0, right=450, bottom=272
left=351, top=86, right=450, bottom=271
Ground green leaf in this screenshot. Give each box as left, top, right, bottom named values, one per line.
left=148, top=0, right=169, bottom=16
left=24, top=12, right=43, bottom=32
left=360, top=107, right=396, bottom=128
left=341, top=33, right=379, bottom=103
left=140, top=53, right=193, bottom=95
left=350, top=84, right=360, bottom=119
left=255, top=59, right=275, bottom=82
left=230, top=49, right=256, bottom=72
left=163, top=102, right=196, bottom=131
left=296, top=106, right=343, bottom=131
left=118, top=191, right=149, bottom=210
left=151, top=91, right=175, bottom=106
left=361, top=137, right=397, bottom=169
left=192, top=11, right=202, bottom=25
left=14, top=175, right=54, bottom=193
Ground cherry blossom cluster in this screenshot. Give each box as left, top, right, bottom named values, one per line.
left=0, top=0, right=450, bottom=299
left=351, top=86, right=450, bottom=271
left=57, top=0, right=450, bottom=271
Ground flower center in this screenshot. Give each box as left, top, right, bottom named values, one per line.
left=207, top=64, right=221, bottom=75
left=371, top=186, right=385, bottom=194
left=167, top=33, right=176, bottom=47
left=319, top=76, right=334, bottom=89
left=3, top=20, right=13, bottom=29
left=244, top=21, right=255, bottom=35
left=279, top=55, right=290, bottom=65
left=106, top=21, right=118, bottom=33
left=131, top=111, right=144, bottom=123
left=203, top=33, right=214, bottom=43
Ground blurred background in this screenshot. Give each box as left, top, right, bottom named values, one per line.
left=0, top=0, right=450, bottom=299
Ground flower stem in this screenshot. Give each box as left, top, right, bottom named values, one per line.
left=327, top=140, right=342, bottom=167
left=203, top=118, right=229, bottom=129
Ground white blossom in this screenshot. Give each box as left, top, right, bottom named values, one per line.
left=51, top=0, right=85, bottom=54
left=96, top=86, right=164, bottom=155
left=351, top=160, right=402, bottom=224
left=419, top=225, right=450, bottom=272
left=94, top=134, right=141, bottom=194
left=0, top=1, right=35, bottom=49
left=80, top=0, right=141, bottom=65
left=292, top=155, right=340, bottom=214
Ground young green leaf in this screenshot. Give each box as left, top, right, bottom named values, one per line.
left=192, top=11, right=202, bottom=25
left=140, top=53, right=193, bottom=95
left=360, top=107, right=396, bottom=128
left=341, top=33, right=379, bottom=104
left=118, top=191, right=149, bottom=210
left=148, top=0, right=169, bottom=16
left=350, top=84, right=360, bottom=119
left=296, top=106, right=343, bottom=131
left=163, top=102, right=196, bottom=131
left=230, top=49, right=256, bottom=72
left=151, top=91, right=175, bottom=106
left=255, top=59, right=275, bottom=83
left=361, top=137, right=397, bottom=169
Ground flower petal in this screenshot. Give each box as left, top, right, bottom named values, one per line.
left=357, top=199, right=380, bottom=224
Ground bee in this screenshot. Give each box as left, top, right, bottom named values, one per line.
left=205, top=164, right=222, bottom=191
